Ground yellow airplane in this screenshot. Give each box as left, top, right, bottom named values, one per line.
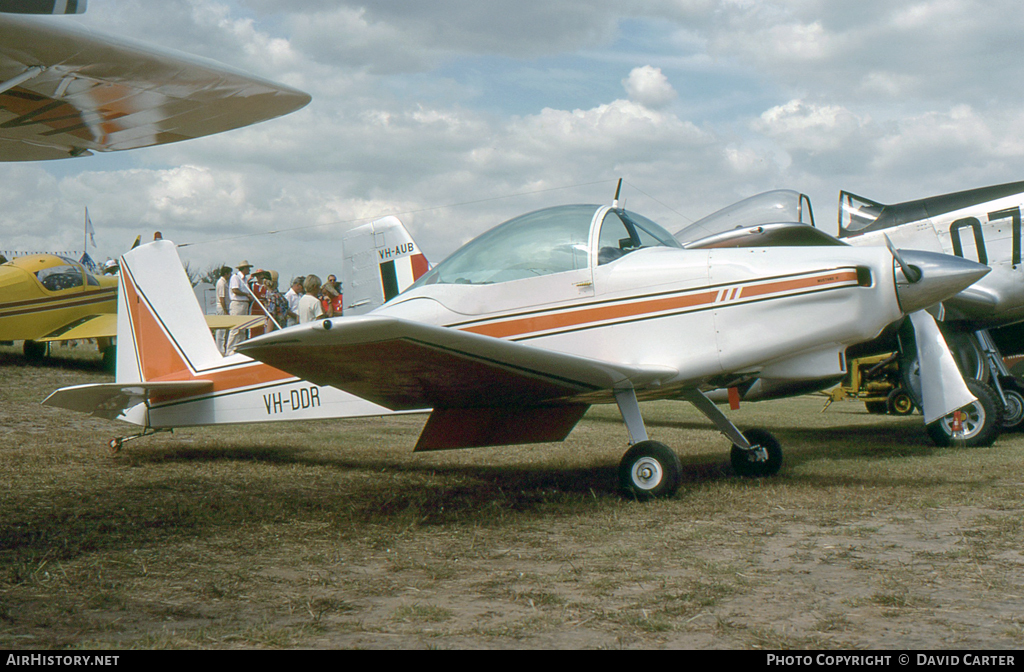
left=0, top=252, right=118, bottom=363
left=0, top=252, right=267, bottom=367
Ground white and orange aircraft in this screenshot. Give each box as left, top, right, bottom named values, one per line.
left=45, top=199, right=989, bottom=499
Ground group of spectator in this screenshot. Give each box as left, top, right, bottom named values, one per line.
left=215, top=260, right=343, bottom=354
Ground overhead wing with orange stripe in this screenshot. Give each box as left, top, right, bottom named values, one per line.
left=0, top=14, right=310, bottom=161
left=237, top=316, right=677, bottom=411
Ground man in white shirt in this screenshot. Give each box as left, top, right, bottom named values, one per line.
left=226, top=261, right=253, bottom=353
left=298, top=275, right=324, bottom=323
left=283, top=276, right=304, bottom=327
left=214, top=266, right=231, bottom=353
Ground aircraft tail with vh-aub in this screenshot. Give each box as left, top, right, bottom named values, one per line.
left=342, top=216, right=430, bottom=315
left=43, top=239, right=403, bottom=450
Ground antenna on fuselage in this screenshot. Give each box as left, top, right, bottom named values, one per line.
left=612, top=178, right=623, bottom=209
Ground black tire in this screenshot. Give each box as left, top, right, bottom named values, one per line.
left=23, top=340, right=48, bottom=360
left=887, top=388, right=915, bottom=415
left=102, top=345, right=117, bottom=373
left=926, top=378, right=1003, bottom=447
left=619, top=440, right=682, bottom=500
left=999, top=380, right=1024, bottom=431
left=730, top=428, right=783, bottom=477
left=865, top=400, right=888, bottom=414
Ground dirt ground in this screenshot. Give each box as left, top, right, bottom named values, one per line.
left=2, top=345, right=1024, bottom=649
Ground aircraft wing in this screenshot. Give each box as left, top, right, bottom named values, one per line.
left=238, top=315, right=677, bottom=410
left=237, top=315, right=678, bottom=450
left=42, top=379, right=212, bottom=420
left=34, top=313, right=260, bottom=342
left=202, top=314, right=265, bottom=331
left=36, top=312, right=116, bottom=341
left=0, top=13, right=311, bottom=161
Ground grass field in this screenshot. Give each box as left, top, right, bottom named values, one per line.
left=2, top=343, right=1024, bottom=649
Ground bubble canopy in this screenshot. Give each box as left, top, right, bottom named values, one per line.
left=411, top=204, right=682, bottom=287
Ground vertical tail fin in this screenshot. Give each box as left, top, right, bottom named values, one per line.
left=342, top=216, right=429, bottom=316
left=116, top=240, right=224, bottom=383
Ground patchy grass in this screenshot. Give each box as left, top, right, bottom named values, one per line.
left=3, top=342, right=1024, bottom=649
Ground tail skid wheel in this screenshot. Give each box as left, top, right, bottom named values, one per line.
left=730, top=428, right=783, bottom=477
left=619, top=440, right=682, bottom=501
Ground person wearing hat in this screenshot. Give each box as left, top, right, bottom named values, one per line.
left=226, top=260, right=253, bottom=353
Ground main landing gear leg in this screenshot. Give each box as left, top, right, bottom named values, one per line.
left=614, top=387, right=682, bottom=500
left=678, top=389, right=783, bottom=477
left=108, top=427, right=172, bottom=455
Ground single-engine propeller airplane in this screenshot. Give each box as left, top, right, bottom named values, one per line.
left=838, top=181, right=1024, bottom=432
left=0, top=252, right=117, bottom=362
left=677, top=181, right=1024, bottom=444
left=45, top=195, right=990, bottom=500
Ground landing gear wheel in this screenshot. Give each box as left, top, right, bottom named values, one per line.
left=926, top=378, right=1002, bottom=447
left=619, top=440, right=682, bottom=501
left=109, top=438, right=122, bottom=455
left=864, top=401, right=888, bottom=414
left=999, top=382, right=1024, bottom=431
left=730, top=428, right=783, bottom=477
left=887, top=388, right=915, bottom=415
left=101, top=345, right=116, bottom=373
left=23, top=340, right=48, bottom=361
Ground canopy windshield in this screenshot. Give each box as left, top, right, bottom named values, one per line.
left=412, top=205, right=596, bottom=286
left=411, top=204, right=681, bottom=288
left=674, top=190, right=814, bottom=244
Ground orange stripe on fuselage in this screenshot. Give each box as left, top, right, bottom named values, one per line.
left=462, top=290, right=719, bottom=339
left=738, top=271, right=857, bottom=299
left=460, top=270, right=860, bottom=340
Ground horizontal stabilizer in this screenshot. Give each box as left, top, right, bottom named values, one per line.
left=238, top=315, right=677, bottom=410
left=42, top=380, right=212, bottom=419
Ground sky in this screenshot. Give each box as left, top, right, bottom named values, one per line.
left=5, top=0, right=1024, bottom=287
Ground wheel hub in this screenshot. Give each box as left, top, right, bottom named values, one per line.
left=631, top=457, right=663, bottom=490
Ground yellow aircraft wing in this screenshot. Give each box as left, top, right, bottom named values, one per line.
left=37, top=312, right=115, bottom=341
left=36, top=313, right=264, bottom=342
left=0, top=13, right=310, bottom=161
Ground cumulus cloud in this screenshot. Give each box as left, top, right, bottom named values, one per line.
left=12, top=0, right=1024, bottom=279
left=754, top=99, right=869, bottom=153
left=622, top=66, right=677, bottom=110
